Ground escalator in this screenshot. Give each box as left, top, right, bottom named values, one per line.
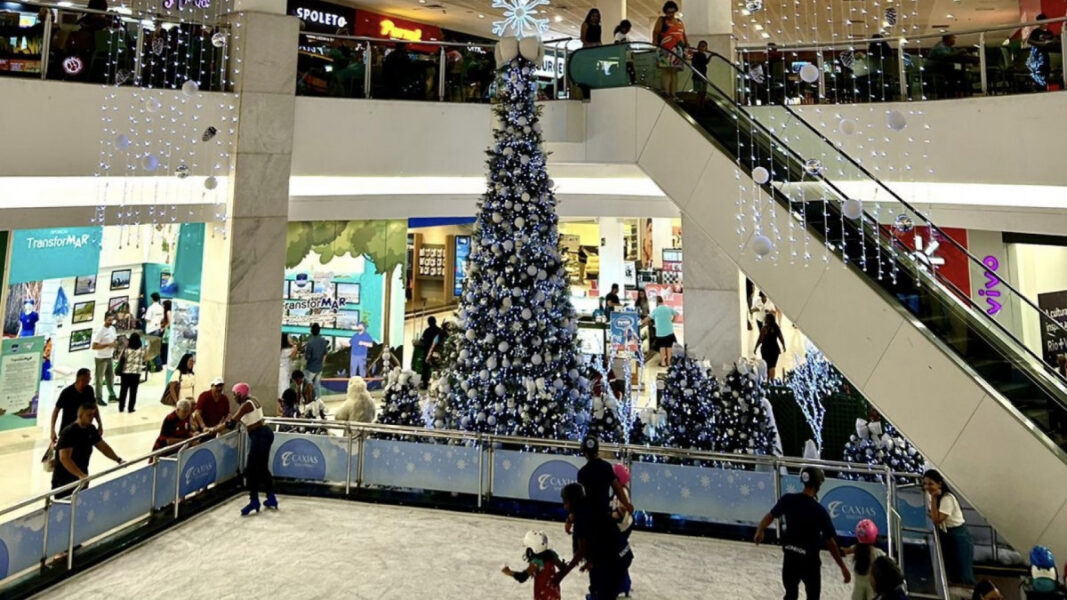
left=570, top=43, right=1067, bottom=561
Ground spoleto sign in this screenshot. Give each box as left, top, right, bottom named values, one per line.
left=295, top=6, right=347, bottom=28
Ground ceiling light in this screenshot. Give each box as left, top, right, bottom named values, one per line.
left=478, top=13, right=484, bottom=18
left=740, top=9, right=751, bottom=15
left=761, top=32, right=771, bottom=38
left=754, top=24, right=764, bottom=30
left=554, top=14, right=563, bottom=22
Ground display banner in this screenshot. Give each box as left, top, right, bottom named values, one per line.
left=171, top=223, right=204, bottom=303
left=492, top=450, right=585, bottom=502
left=0, top=336, right=44, bottom=431
left=631, top=462, right=776, bottom=526
left=781, top=475, right=889, bottom=537
left=269, top=432, right=353, bottom=483
left=644, top=283, right=684, bottom=323
left=454, top=236, right=471, bottom=297
left=8, top=227, right=102, bottom=284
left=362, top=439, right=480, bottom=494
left=609, top=310, right=641, bottom=353
left=1038, top=290, right=1067, bottom=366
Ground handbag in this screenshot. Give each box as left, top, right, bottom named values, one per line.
left=160, top=373, right=181, bottom=406
left=41, top=444, right=55, bottom=473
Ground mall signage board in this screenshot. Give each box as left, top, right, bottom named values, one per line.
left=287, top=0, right=354, bottom=35
left=0, top=336, right=44, bottom=431
left=8, top=227, right=102, bottom=284
left=352, top=9, right=444, bottom=52
left=1038, top=290, right=1067, bottom=366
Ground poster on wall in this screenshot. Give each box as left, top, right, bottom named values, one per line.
left=167, top=301, right=199, bottom=371
left=0, top=336, right=44, bottom=431
left=454, top=236, right=471, bottom=297
left=1038, top=290, right=1067, bottom=367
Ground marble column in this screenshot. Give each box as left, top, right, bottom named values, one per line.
left=682, top=0, right=734, bottom=57
left=195, top=9, right=298, bottom=414
left=681, top=215, right=744, bottom=375
left=597, top=0, right=627, bottom=35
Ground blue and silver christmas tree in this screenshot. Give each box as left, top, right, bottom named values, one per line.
left=658, top=351, right=716, bottom=452
left=378, top=368, right=427, bottom=429
left=437, top=47, right=588, bottom=439
left=842, top=417, right=925, bottom=483
left=712, top=366, right=781, bottom=459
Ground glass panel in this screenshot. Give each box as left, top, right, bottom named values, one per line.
left=571, top=43, right=1067, bottom=456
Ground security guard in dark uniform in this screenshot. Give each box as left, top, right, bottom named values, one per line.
left=754, top=466, right=852, bottom=600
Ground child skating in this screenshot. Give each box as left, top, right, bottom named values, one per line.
left=502, top=530, right=565, bottom=600
left=842, top=519, right=884, bottom=600
left=611, top=463, right=635, bottom=598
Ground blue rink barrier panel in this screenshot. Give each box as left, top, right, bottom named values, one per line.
left=362, top=439, right=481, bottom=494
left=631, top=462, right=777, bottom=526
left=268, top=433, right=353, bottom=483
left=492, top=450, right=585, bottom=502
left=0, top=433, right=240, bottom=582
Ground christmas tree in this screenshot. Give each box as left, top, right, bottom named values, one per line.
left=377, top=368, right=427, bottom=430
left=712, top=364, right=782, bottom=460
left=784, top=345, right=844, bottom=456
left=842, top=416, right=925, bottom=483
left=657, top=351, right=716, bottom=452
left=437, top=41, right=588, bottom=439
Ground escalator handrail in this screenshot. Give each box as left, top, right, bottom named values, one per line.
left=569, top=42, right=1067, bottom=370
left=702, top=48, right=1067, bottom=334
left=568, top=43, right=1067, bottom=419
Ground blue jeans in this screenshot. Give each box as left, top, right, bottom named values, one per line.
left=940, top=525, right=975, bottom=585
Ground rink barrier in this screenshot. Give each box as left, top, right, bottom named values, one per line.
left=0, top=430, right=242, bottom=589
left=0, top=420, right=947, bottom=599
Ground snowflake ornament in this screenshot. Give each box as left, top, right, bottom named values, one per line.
left=492, top=0, right=551, bottom=39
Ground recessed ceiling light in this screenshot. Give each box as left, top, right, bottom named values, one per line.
left=761, top=32, right=771, bottom=38
left=754, top=24, right=764, bottom=30
left=478, top=13, right=484, bottom=18
left=554, top=14, right=563, bottom=22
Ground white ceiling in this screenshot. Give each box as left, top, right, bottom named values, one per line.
left=343, top=0, right=1024, bottom=47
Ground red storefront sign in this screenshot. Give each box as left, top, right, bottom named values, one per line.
left=888, top=226, right=971, bottom=295
left=353, top=10, right=444, bottom=53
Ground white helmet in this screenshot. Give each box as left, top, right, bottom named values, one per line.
left=523, top=530, right=549, bottom=555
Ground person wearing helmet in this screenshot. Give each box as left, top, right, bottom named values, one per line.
left=754, top=466, right=851, bottom=599
left=554, top=482, right=623, bottom=600
left=501, top=530, right=565, bottom=600
left=843, top=519, right=884, bottom=600
left=227, top=383, right=277, bottom=516
left=610, top=463, right=636, bottom=598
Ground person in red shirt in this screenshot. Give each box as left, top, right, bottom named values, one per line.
left=153, top=399, right=195, bottom=454
left=502, top=530, right=564, bottom=600
left=194, top=377, right=231, bottom=432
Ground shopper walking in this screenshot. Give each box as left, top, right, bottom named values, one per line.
left=144, top=292, right=165, bottom=370
left=754, top=313, right=787, bottom=380
left=923, top=469, right=975, bottom=587
left=51, top=402, right=124, bottom=498
left=304, top=323, right=328, bottom=399
left=91, top=313, right=119, bottom=404
left=50, top=368, right=101, bottom=444
left=230, top=383, right=277, bottom=515
left=160, top=300, right=172, bottom=367
left=643, top=296, right=677, bottom=367
left=652, top=1, right=687, bottom=99
left=174, top=353, right=197, bottom=403
left=117, top=332, right=145, bottom=413
left=280, top=333, right=296, bottom=400
left=754, top=466, right=851, bottom=600
left=419, top=316, right=442, bottom=389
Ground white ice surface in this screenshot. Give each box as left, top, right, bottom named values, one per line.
left=33, top=496, right=854, bottom=599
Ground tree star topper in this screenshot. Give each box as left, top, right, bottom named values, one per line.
left=492, top=0, right=551, bottom=39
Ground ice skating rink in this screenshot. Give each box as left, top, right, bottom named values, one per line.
left=35, top=496, right=854, bottom=599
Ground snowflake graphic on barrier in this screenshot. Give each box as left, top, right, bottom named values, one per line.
left=492, top=0, right=551, bottom=39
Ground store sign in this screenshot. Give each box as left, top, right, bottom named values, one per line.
left=534, top=54, right=566, bottom=79
left=61, top=56, right=83, bottom=76
left=1038, top=290, right=1067, bottom=366
left=287, top=0, right=353, bottom=34
left=8, top=227, right=102, bottom=284
left=295, top=6, right=347, bottom=28
left=977, top=255, right=1003, bottom=316
left=379, top=19, right=421, bottom=41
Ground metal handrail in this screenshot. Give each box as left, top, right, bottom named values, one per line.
left=738, top=15, right=1067, bottom=50
left=0, top=428, right=222, bottom=521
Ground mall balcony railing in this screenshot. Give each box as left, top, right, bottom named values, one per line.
left=0, top=419, right=952, bottom=599
left=295, top=32, right=575, bottom=102
left=0, top=0, right=232, bottom=90
left=733, top=15, right=1067, bottom=104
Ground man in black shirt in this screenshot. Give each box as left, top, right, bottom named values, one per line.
left=419, top=316, right=442, bottom=389
left=49, top=368, right=102, bottom=445
left=604, top=284, right=622, bottom=318
left=555, top=483, right=623, bottom=600
left=52, top=402, right=124, bottom=498
left=754, top=466, right=851, bottom=600
left=577, top=435, right=633, bottom=517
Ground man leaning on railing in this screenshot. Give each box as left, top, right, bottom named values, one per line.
left=51, top=401, right=124, bottom=498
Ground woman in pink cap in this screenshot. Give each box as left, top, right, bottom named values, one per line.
left=228, top=382, right=277, bottom=515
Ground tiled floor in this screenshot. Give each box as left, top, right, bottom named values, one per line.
left=34, top=496, right=856, bottom=599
